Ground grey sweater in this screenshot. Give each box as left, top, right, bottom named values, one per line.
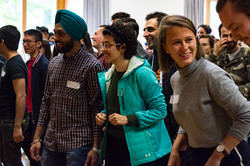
left=171, top=58, right=250, bottom=148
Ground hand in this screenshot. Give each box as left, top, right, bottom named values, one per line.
left=13, top=126, right=24, bottom=143
left=167, top=150, right=181, bottom=166
left=84, top=149, right=98, bottom=166
left=213, top=38, right=227, bottom=56
left=205, top=158, right=221, bottom=166
left=108, top=113, right=128, bottom=126
left=205, top=150, right=223, bottom=166
left=30, top=141, right=42, bottom=161
left=95, top=113, right=107, bottom=126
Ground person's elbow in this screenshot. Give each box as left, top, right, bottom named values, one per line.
left=16, top=93, right=27, bottom=100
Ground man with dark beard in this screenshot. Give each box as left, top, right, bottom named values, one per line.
left=208, top=23, right=250, bottom=101
left=30, top=9, right=104, bottom=166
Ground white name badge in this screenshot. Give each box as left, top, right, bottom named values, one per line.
left=169, top=95, right=179, bottom=104
left=1, top=71, right=6, bottom=77
left=66, top=81, right=80, bottom=89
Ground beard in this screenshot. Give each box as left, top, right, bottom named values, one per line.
left=55, top=38, right=74, bottom=53
left=226, top=41, right=237, bottom=50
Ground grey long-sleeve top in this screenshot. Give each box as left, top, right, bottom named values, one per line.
left=170, top=58, right=250, bottom=148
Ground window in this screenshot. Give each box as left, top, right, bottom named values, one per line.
left=206, top=0, right=221, bottom=39
left=67, top=0, right=83, bottom=18
left=26, top=0, right=57, bottom=32
left=0, top=0, right=22, bottom=29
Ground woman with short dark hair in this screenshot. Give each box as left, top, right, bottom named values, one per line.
left=96, top=22, right=172, bottom=166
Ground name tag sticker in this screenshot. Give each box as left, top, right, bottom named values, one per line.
left=170, top=95, right=179, bottom=104
left=1, top=71, right=6, bottom=77
left=66, top=81, right=80, bottom=89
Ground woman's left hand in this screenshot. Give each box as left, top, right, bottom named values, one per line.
left=204, top=150, right=223, bottom=166
left=108, top=113, right=128, bottom=126
left=205, top=158, right=220, bottom=166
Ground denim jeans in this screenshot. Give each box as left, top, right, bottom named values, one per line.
left=41, top=144, right=92, bottom=166
left=0, top=118, right=24, bottom=166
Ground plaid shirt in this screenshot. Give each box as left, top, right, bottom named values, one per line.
left=38, top=46, right=104, bottom=152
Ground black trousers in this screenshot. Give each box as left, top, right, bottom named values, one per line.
left=22, top=113, right=42, bottom=166
left=182, top=140, right=250, bottom=166
left=105, top=134, right=169, bottom=166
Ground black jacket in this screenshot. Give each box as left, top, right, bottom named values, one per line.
left=26, top=54, right=49, bottom=123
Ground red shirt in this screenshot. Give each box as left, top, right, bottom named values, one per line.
left=26, top=58, right=35, bottom=113
left=96, top=53, right=111, bottom=70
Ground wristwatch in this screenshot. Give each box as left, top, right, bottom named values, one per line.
left=216, top=144, right=230, bottom=157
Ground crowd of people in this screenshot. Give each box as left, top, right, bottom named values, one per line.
left=0, top=0, right=250, bottom=166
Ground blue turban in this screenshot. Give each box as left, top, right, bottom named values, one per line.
left=55, top=9, right=88, bottom=41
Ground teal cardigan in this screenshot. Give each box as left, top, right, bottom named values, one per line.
left=98, top=56, right=172, bottom=166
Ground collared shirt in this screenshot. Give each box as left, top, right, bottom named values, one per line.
left=38, top=46, right=104, bottom=152
left=96, top=53, right=111, bottom=71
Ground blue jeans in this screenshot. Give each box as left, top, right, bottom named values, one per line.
left=41, top=144, right=92, bottom=166
left=0, top=118, right=25, bottom=166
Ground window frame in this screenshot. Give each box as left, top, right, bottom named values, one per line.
left=22, top=0, right=67, bottom=32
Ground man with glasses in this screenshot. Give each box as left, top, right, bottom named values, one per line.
left=199, top=34, right=214, bottom=59
left=30, top=9, right=104, bottom=166
left=208, top=24, right=250, bottom=101
left=22, top=29, right=49, bottom=166
left=0, top=25, right=28, bottom=166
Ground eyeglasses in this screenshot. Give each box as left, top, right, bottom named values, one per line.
left=201, top=43, right=210, bottom=46
left=100, top=43, right=121, bottom=50
left=22, top=40, right=37, bottom=45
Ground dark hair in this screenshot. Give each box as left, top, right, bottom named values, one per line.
left=99, top=25, right=107, bottom=29
left=116, top=17, right=139, bottom=38
left=41, top=40, right=52, bottom=60
left=49, top=32, right=54, bottom=38
left=199, top=34, right=214, bottom=48
left=145, top=11, right=167, bottom=26
left=111, top=12, right=130, bottom=21
left=102, top=23, right=137, bottom=59
left=83, top=33, right=95, bottom=55
left=197, top=24, right=212, bottom=34
left=218, top=23, right=223, bottom=37
left=36, top=26, right=49, bottom=34
left=24, top=29, right=43, bottom=42
left=216, top=0, right=250, bottom=17
left=158, top=15, right=204, bottom=72
left=0, top=25, right=20, bottom=51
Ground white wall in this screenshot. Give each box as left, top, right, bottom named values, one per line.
left=109, top=0, right=184, bottom=47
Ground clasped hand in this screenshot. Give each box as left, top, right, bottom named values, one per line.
left=95, top=113, right=128, bottom=126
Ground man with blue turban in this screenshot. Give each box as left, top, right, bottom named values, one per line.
left=30, top=9, right=104, bottom=166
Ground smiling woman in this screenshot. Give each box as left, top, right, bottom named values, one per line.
left=96, top=22, right=172, bottom=166
left=158, top=15, right=250, bottom=166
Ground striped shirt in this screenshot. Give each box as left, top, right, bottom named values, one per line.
left=38, top=46, right=104, bottom=152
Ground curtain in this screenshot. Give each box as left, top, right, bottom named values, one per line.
left=83, top=0, right=110, bottom=37
left=184, top=0, right=204, bottom=28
